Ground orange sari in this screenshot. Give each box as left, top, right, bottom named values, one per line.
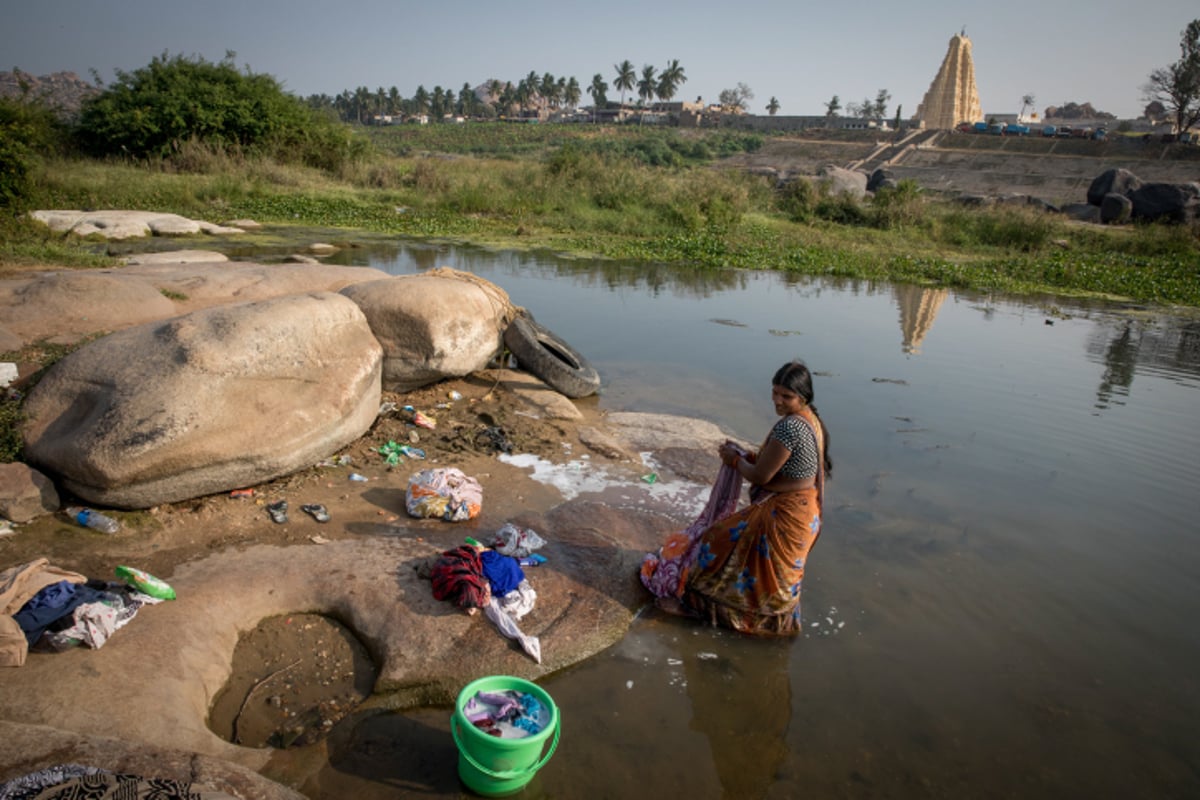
left=682, top=407, right=825, bottom=636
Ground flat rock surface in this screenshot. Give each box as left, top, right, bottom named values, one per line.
left=0, top=256, right=725, bottom=796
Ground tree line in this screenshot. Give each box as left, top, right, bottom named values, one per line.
left=304, top=58, right=690, bottom=124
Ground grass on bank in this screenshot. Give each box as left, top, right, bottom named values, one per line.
left=3, top=125, right=1198, bottom=306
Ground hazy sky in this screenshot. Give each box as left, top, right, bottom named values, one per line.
left=3, top=0, right=1195, bottom=119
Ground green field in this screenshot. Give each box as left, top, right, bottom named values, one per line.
left=5, top=123, right=1199, bottom=307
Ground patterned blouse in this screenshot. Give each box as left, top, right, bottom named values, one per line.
left=769, top=415, right=819, bottom=479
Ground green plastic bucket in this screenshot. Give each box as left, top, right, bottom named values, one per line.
left=451, top=675, right=560, bottom=796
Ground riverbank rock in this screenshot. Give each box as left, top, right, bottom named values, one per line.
left=20, top=293, right=382, bottom=509
left=817, top=165, right=869, bottom=199
left=1087, top=167, right=1143, bottom=206
left=1129, top=181, right=1200, bottom=223
left=0, top=721, right=305, bottom=800
left=340, top=268, right=518, bottom=392
left=30, top=210, right=245, bottom=239
left=0, top=464, right=60, bottom=523
left=120, top=249, right=229, bottom=266
left=0, top=261, right=391, bottom=348
left=3, top=271, right=179, bottom=345
left=1101, top=192, right=1134, bottom=224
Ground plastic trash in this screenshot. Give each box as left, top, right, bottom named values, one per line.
left=491, top=522, right=547, bottom=558
left=377, top=440, right=406, bottom=465
left=349, top=473, right=369, bottom=482
left=519, top=554, right=547, bottom=567
left=115, top=565, right=176, bottom=600
left=64, top=506, right=119, bottom=534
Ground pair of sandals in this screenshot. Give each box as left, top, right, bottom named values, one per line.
left=266, top=500, right=329, bottom=524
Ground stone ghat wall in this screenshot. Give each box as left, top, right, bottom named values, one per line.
left=720, top=131, right=1198, bottom=206
left=892, top=138, right=1198, bottom=204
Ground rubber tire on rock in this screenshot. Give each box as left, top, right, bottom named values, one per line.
left=503, top=315, right=600, bottom=398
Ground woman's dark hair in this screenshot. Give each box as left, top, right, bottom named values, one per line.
left=773, top=360, right=833, bottom=478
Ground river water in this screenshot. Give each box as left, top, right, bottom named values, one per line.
left=298, top=241, right=1200, bottom=798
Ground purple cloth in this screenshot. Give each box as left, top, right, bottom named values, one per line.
left=640, top=447, right=746, bottom=598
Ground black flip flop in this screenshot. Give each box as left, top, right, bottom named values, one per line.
left=302, top=503, right=330, bottom=523
left=267, top=500, right=288, bottom=524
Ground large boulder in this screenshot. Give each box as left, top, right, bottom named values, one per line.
left=2, top=272, right=179, bottom=345
left=1129, top=182, right=1200, bottom=223
left=867, top=167, right=897, bottom=193
left=0, top=261, right=391, bottom=349
left=20, top=293, right=382, bottom=508
left=817, top=165, right=869, bottom=199
left=1087, top=168, right=1143, bottom=206
left=1100, top=192, right=1134, bottom=224
left=340, top=268, right=517, bottom=392
left=29, top=210, right=244, bottom=239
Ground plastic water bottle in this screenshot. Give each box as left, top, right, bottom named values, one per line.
left=65, top=506, right=120, bottom=534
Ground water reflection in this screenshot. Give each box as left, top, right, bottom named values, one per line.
left=893, top=285, right=948, bottom=355
left=285, top=237, right=1200, bottom=798
left=681, top=636, right=792, bottom=798
left=328, top=240, right=756, bottom=298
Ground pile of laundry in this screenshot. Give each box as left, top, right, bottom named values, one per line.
left=1, top=558, right=173, bottom=668
left=418, top=523, right=548, bottom=663
left=406, top=467, right=483, bottom=522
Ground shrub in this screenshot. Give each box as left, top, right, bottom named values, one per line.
left=0, top=96, right=65, bottom=210
left=76, top=52, right=365, bottom=173
left=815, top=190, right=869, bottom=225
left=777, top=177, right=818, bottom=222
left=871, top=179, right=926, bottom=229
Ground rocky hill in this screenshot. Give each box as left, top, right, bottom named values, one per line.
left=0, top=70, right=99, bottom=119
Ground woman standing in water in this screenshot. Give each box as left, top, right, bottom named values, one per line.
left=641, top=360, right=832, bottom=635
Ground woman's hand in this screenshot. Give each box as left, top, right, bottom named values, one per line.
left=718, top=441, right=743, bottom=467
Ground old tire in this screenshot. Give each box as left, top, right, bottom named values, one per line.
left=503, top=315, right=600, bottom=398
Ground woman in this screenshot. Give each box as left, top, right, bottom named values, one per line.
left=640, top=360, right=832, bottom=636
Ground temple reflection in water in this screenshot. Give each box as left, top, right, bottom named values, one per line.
left=894, top=284, right=948, bottom=354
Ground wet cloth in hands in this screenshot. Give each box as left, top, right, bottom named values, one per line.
left=640, top=445, right=747, bottom=598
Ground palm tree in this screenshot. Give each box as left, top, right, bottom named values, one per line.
left=412, top=85, right=429, bottom=118
left=353, top=86, right=371, bottom=124
left=459, top=83, right=475, bottom=118
left=526, top=70, right=541, bottom=113
left=540, top=72, right=558, bottom=110
left=1019, top=93, right=1035, bottom=121
left=767, top=96, right=780, bottom=116
left=564, top=76, right=581, bottom=111
left=515, top=79, right=532, bottom=117
left=588, top=73, right=608, bottom=122
left=613, top=59, right=636, bottom=112
left=657, top=59, right=687, bottom=104
left=637, top=64, right=658, bottom=107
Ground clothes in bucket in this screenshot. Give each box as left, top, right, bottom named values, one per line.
left=452, top=675, right=560, bottom=796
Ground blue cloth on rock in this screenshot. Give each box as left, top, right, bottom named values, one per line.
left=479, top=550, right=525, bottom=596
